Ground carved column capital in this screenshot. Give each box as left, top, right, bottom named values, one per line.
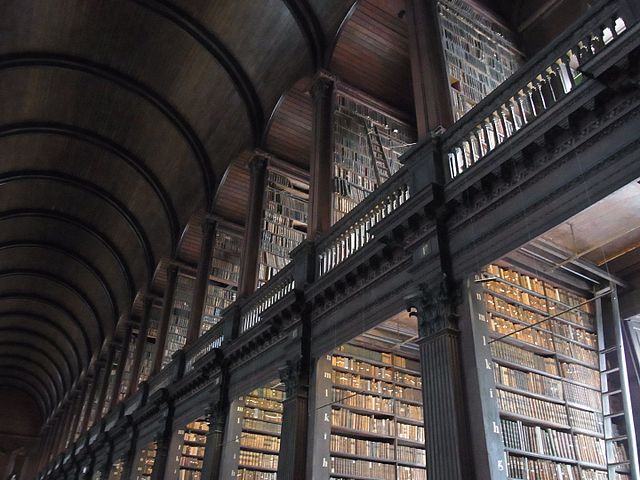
left=310, top=70, right=336, bottom=101
left=278, top=359, right=305, bottom=399
left=407, top=274, right=461, bottom=337
left=248, top=151, right=269, bottom=174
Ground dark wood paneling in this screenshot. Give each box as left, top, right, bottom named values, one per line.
left=331, top=0, right=414, bottom=115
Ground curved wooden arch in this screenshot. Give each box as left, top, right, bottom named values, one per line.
left=0, top=122, right=180, bottom=251
left=0, top=290, right=97, bottom=356
left=0, top=328, right=75, bottom=384
left=131, top=0, right=265, bottom=145
left=0, top=171, right=156, bottom=279
left=0, top=313, right=83, bottom=372
left=0, top=209, right=135, bottom=300
left=281, top=0, right=326, bottom=68
left=0, top=376, right=49, bottom=416
left=0, top=345, right=68, bottom=401
left=0, top=354, right=62, bottom=404
left=0, top=270, right=104, bottom=354
left=0, top=53, right=214, bottom=207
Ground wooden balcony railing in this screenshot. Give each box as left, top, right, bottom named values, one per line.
left=442, top=1, right=628, bottom=180
left=317, top=171, right=410, bottom=277
left=184, top=321, right=224, bottom=373
left=239, top=263, right=295, bottom=333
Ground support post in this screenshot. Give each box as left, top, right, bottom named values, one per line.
left=200, top=399, right=227, bottom=480
left=128, top=297, right=152, bottom=394
left=308, top=71, right=335, bottom=239
left=150, top=411, right=173, bottom=480
left=406, top=0, right=454, bottom=138
left=79, top=368, right=100, bottom=434
left=94, top=345, right=116, bottom=423
left=277, top=359, right=310, bottom=480
left=152, top=265, right=179, bottom=376
left=68, top=379, right=89, bottom=447
left=186, top=219, right=217, bottom=344
left=407, top=280, right=472, bottom=480
left=109, top=321, right=132, bottom=410
left=238, top=154, right=268, bottom=297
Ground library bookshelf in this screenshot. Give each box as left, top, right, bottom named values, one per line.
left=258, top=169, right=309, bottom=288
left=134, top=442, right=157, bottom=480
left=332, top=91, right=414, bottom=224
left=314, top=334, right=427, bottom=480
left=437, top=0, right=521, bottom=121
left=174, top=419, right=209, bottom=480
left=163, top=274, right=195, bottom=367
left=222, top=381, right=285, bottom=480
left=470, top=263, right=633, bottom=480
left=201, top=227, right=241, bottom=335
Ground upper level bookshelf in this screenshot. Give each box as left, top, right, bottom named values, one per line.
left=332, top=91, right=415, bottom=223
left=437, top=0, right=522, bottom=121
left=171, top=419, right=209, bottom=480
left=257, top=169, right=309, bottom=287
left=162, top=273, right=194, bottom=367
left=201, top=226, right=241, bottom=335
left=471, top=263, right=632, bottom=480
left=134, top=442, right=157, bottom=480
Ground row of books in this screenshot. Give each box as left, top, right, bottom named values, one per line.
left=244, top=396, right=283, bottom=413
left=134, top=443, right=156, bottom=479
left=243, top=418, right=281, bottom=435
left=334, top=165, right=377, bottom=191
left=574, top=434, right=606, bottom=465
left=181, top=445, right=205, bottom=457
left=240, top=433, right=280, bottom=452
left=331, top=408, right=394, bottom=435
left=397, top=423, right=425, bottom=444
left=490, top=342, right=559, bottom=375
left=494, top=364, right=564, bottom=400
left=177, top=470, right=201, bottom=480
left=238, top=451, right=278, bottom=470
left=502, top=418, right=575, bottom=460
left=486, top=284, right=550, bottom=313
left=560, top=362, right=600, bottom=389
left=236, top=469, right=276, bottom=480
left=336, top=344, right=420, bottom=370
left=507, top=455, right=579, bottom=480
left=210, top=257, right=239, bottom=284
left=333, top=176, right=371, bottom=202
left=244, top=407, right=282, bottom=424
left=179, top=457, right=203, bottom=469
left=330, top=433, right=395, bottom=461
left=485, top=265, right=593, bottom=314
left=214, top=230, right=242, bottom=255
left=330, top=457, right=395, bottom=478
left=332, top=356, right=421, bottom=387
left=497, top=389, right=569, bottom=426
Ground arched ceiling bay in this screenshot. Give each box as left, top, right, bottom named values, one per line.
left=0, top=0, right=354, bottom=420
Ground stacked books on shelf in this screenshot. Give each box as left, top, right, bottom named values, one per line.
left=201, top=227, right=241, bottom=335
left=332, top=93, right=414, bottom=223
left=108, top=460, right=124, bottom=480
left=177, top=419, right=209, bottom=480
left=329, top=343, right=426, bottom=480
left=437, top=0, right=521, bottom=121
left=476, top=263, right=631, bottom=480
left=257, top=170, right=308, bottom=287
left=163, top=274, right=195, bottom=367
left=119, top=334, right=138, bottom=401
left=237, top=384, right=285, bottom=480
left=134, top=442, right=157, bottom=480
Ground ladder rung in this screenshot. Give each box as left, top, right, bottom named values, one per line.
left=603, top=367, right=620, bottom=375
left=607, top=435, right=628, bottom=442
left=608, top=460, right=630, bottom=467
left=603, top=388, right=622, bottom=396
left=600, top=346, right=619, bottom=354
left=604, top=411, right=625, bottom=419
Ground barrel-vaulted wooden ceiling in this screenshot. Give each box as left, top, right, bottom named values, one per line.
left=0, top=0, right=581, bottom=424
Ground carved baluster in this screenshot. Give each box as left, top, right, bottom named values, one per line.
left=516, top=91, right=531, bottom=125
left=590, top=31, right=604, bottom=55
left=564, top=51, right=578, bottom=89
left=549, top=63, right=566, bottom=100
left=539, top=73, right=555, bottom=108
left=529, top=83, right=545, bottom=116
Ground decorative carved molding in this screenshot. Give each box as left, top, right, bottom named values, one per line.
left=278, top=359, right=303, bottom=398
left=406, top=275, right=461, bottom=338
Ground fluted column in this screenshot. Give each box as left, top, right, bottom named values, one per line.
left=150, top=411, right=173, bottom=480
left=406, top=0, right=454, bottom=138
left=186, top=219, right=216, bottom=344
left=94, top=345, right=115, bottom=423
left=407, top=279, right=471, bottom=480
left=238, top=154, right=268, bottom=297
left=277, top=359, right=310, bottom=480
left=128, top=297, right=152, bottom=394
left=152, top=265, right=179, bottom=376
left=308, top=70, right=335, bottom=239
left=200, top=400, right=227, bottom=480
left=109, top=321, right=132, bottom=410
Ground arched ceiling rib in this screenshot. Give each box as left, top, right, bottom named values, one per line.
left=0, top=0, right=355, bottom=425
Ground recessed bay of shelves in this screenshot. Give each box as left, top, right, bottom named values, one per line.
left=437, top=0, right=522, bottom=121
left=257, top=170, right=308, bottom=287
left=176, top=419, right=209, bottom=480
left=134, top=442, right=157, bottom=480
left=473, top=263, right=632, bottom=480
left=332, top=91, right=414, bottom=224
left=163, top=274, right=195, bottom=367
